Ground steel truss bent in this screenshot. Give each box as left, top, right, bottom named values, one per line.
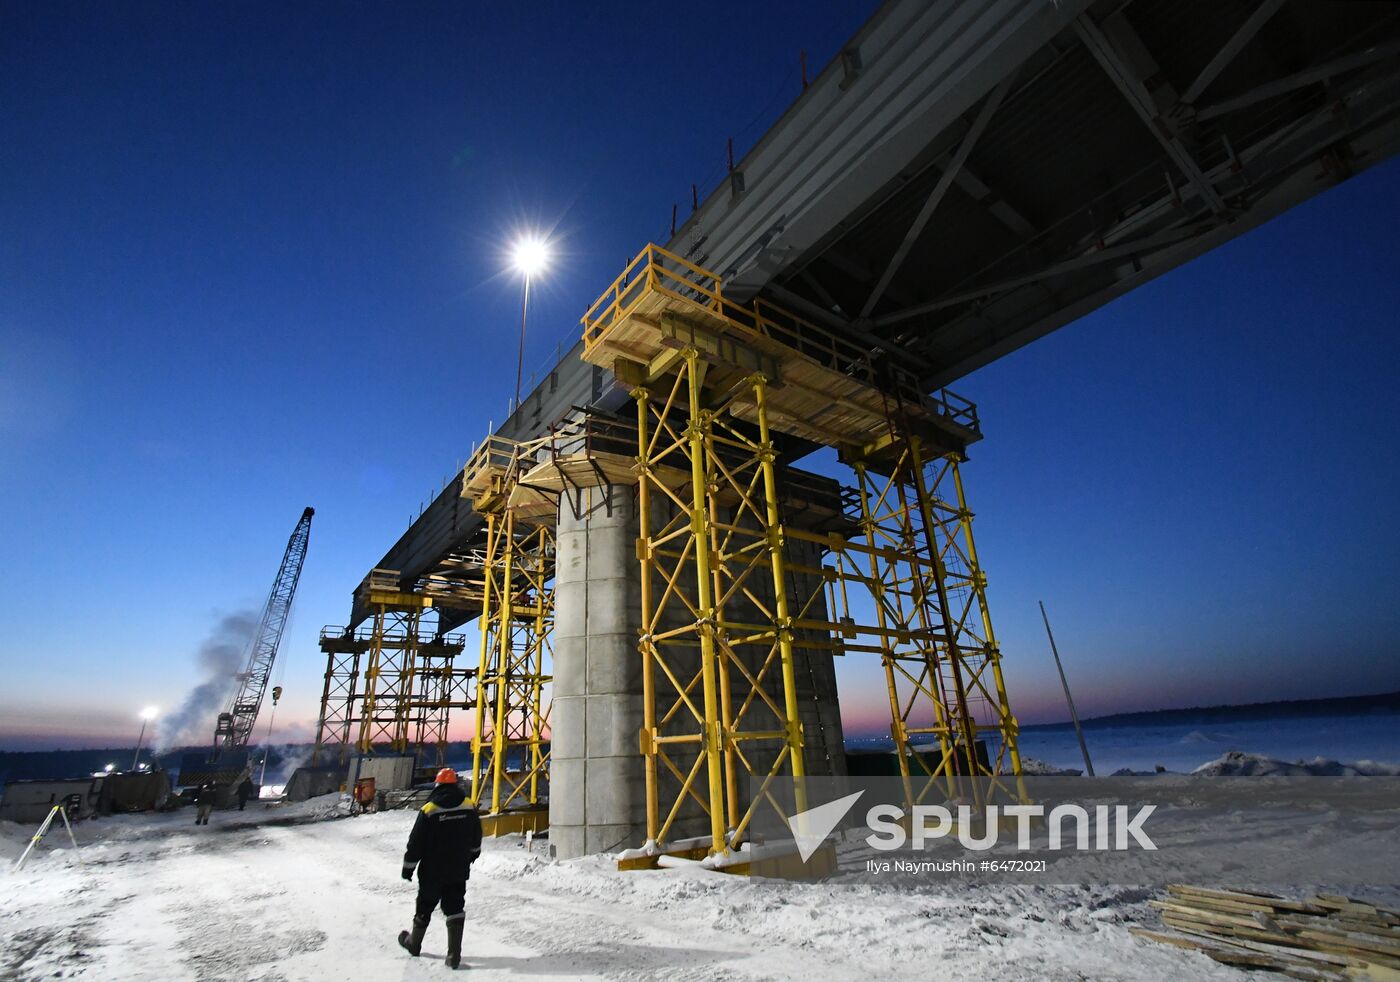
left=633, top=350, right=808, bottom=858
left=463, top=440, right=555, bottom=816
left=581, top=244, right=1025, bottom=861
left=312, top=572, right=469, bottom=768
left=824, top=432, right=1024, bottom=806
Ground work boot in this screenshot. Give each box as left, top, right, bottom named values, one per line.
left=398, top=917, right=428, bottom=957
left=445, top=919, right=464, bottom=969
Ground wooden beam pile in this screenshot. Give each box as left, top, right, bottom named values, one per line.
left=1131, top=885, right=1400, bottom=980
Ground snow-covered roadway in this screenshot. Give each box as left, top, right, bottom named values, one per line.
left=0, top=799, right=1258, bottom=981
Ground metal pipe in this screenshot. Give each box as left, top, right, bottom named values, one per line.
left=682, top=351, right=728, bottom=856
left=753, top=377, right=808, bottom=819
left=1039, top=600, right=1094, bottom=776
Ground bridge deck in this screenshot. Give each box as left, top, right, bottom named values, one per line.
left=353, top=0, right=1400, bottom=625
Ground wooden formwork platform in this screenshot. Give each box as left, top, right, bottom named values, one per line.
left=581, top=245, right=979, bottom=455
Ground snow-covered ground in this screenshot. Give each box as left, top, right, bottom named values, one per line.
left=2, top=756, right=1395, bottom=981
left=0, top=801, right=1269, bottom=980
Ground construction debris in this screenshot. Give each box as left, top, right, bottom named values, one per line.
left=1132, top=884, right=1400, bottom=980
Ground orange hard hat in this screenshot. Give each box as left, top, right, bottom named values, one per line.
left=434, top=768, right=458, bottom=785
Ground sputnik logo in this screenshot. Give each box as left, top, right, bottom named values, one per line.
left=788, top=790, right=864, bottom=862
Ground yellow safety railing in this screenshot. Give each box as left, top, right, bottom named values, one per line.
left=582, top=243, right=981, bottom=436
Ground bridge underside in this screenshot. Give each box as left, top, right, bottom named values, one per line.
left=734, top=0, right=1400, bottom=390
left=365, top=0, right=1400, bottom=609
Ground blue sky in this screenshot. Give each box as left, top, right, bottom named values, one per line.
left=2, top=2, right=1397, bottom=751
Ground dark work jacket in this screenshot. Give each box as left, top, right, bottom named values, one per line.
left=237, top=779, right=254, bottom=802
left=403, top=784, right=482, bottom=883
left=196, top=785, right=217, bottom=806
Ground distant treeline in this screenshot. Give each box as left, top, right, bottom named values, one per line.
left=6, top=693, right=1398, bottom=786
left=1021, top=690, right=1400, bottom=732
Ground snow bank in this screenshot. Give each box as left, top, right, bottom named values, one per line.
left=1192, top=750, right=1400, bottom=776
left=1018, top=757, right=1083, bottom=776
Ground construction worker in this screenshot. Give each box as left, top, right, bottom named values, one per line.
left=398, top=767, right=481, bottom=969
left=236, top=776, right=255, bottom=811
left=194, top=783, right=216, bottom=825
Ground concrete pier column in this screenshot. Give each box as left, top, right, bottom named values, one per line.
left=549, top=484, right=646, bottom=859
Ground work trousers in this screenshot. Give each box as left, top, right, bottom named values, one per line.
left=413, top=877, right=466, bottom=926
left=196, top=803, right=214, bottom=825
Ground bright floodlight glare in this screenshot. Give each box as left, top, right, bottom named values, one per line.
left=141, top=705, right=159, bottom=720
left=512, top=237, right=548, bottom=276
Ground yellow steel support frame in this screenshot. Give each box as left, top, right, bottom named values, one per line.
left=468, top=508, right=553, bottom=814
left=633, top=350, right=807, bottom=857
left=312, top=611, right=469, bottom=767
left=312, top=642, right=360, bottom=765
left=829, top=436, right=1023, bottom=804
left=412, top=637, right=473, bottom=768
left=356, top=606, right=422, bottom=753
left=925, top=454, right=1024, bottom=781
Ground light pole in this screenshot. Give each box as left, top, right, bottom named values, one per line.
left=511, top=236, right=549, bottom=410
left=132, top=706, right=158, bottom=771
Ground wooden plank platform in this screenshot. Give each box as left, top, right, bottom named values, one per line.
left=581, top=245, right=980, bottom=456
left=1133, top=884, right=1400, bottom=980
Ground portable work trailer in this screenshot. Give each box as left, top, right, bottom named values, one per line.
left=0, top=777, right=104, bottom=824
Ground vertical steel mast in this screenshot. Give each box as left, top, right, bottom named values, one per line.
left=213, top=507, right=314, bottom=756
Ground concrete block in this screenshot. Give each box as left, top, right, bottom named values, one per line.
left=554, top=529, right=587, bottom=582
left=551, top=634, right=586, bottom=695
left=550, top=825, right=587, bottom=861
left=550, top=697, right=586, bottom=760
left=584, top=579, right=634, bottom=637
left=586, top=823, right=643, bottom=856
left=547, top=757, right=586, bottom=827
left=578, top=486, right=631, bottom=528
left=584, top=754, right=648, bottom=826
left=586, top=635, right=642, bottom=694
left=584, top=693, right=644, bottom=759
left=553, top=580, right=587, bottom=639
left=588, top=524, right=632, bottom=580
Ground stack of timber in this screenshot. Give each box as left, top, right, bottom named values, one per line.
left=1132, top=885, right=1400, bottom=980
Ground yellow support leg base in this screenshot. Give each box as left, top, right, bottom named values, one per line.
left=480, top=807, right=549, bottom=837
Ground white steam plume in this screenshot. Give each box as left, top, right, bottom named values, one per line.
left=153, top=611, right=257, bottom=752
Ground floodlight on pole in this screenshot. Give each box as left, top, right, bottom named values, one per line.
left=511, top=235, right=549, bottom=410
left=132, top=706, right=158, bottom=771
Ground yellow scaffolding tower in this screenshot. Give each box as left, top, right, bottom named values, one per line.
left=627, top=353, right=810, bottom=856
left=311, top=571, right=470, bottom=767
left=581, top=244, right=1023, bottom=859
left=826, top=432, right=1024, bottom=805
left=462, top=438, right=554, bottom=825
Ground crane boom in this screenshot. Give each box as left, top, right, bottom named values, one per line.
left=213, top=507, right=314, bottom=756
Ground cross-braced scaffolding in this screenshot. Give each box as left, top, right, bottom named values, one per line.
left=581, top=243, right=1023, bottom=860
left=629, top=352, right=811, bottom=855
left=311, top=572, right=470, bottom=767
left=819, top=430, right=1024, bottom=806
left=462, top=440, right=555, bottom=818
